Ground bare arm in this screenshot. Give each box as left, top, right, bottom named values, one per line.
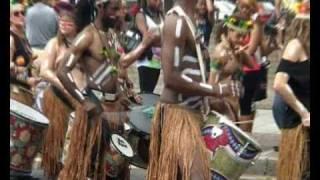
left=162, top=15, right=235, bottom=97
left=40, top=38, right=65, bottom=91
left=245, top=20, right=263, bottom=56
left=10, top=35, right=15, bottom=69
left=273, top=40, right=309, bottom=126
left=275, top=0, right=282, bottom=19
left=136, top=12, right=148, bottom=36
left=57, top=30, right=93, bottom=103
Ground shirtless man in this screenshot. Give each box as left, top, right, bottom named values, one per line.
left=56, top=0, right=130, bottom=179
left=146, top=0, right=241, bottom=179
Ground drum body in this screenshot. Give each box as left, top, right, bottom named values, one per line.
left=127, top=93, right=159, bottom=169
left=202, top=112, right=262, bottom=180
left=10, top=99, right=49, bottom=173
left=10, top=84, right=34, bottom=107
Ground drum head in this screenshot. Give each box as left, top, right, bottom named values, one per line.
left=10, top=99, right=49, bottom=126
left=111, top=134, right=134, bottom=158
left=128, top=93, right=159, bottom=134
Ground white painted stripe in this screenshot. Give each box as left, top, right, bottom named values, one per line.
left=182, top=68, right=201, bottom=76
left=200, top=83, right=213, bottom=90
left=75, top=34, right=86, bottom=46
left=180, top=96, right=201, bottom=106
left=75, top=89, right=85, bottom=101
left=92, top=62, right=107, bottom=78
left=67, top=73, right=75, bottom=83
left=66, top=54, right=75, bottom=67
left=174, top=47, right=180, bottom=67
left=95, top=66, right=113, bottom=85
left=182, top=56, right=198, bottom=63
left=181, top=74, right=193, bottom=83
left=175, top=18, right=183, bottom=38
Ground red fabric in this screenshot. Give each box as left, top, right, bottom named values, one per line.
left=130, top=3, right=140, bottom=16
left=241, top=35, right=261, bottom=72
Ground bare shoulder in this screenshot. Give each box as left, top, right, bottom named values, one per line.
left=282, top=38, right=305, bottom=62
left=163, top=14, right=187, bottom=38
left=212, top=42, right=227, bottom=59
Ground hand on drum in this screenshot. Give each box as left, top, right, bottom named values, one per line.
left=142, top=28, right=160, bottom=47
left=27, top=77, right=41, bottom=87
left=83, top=99, right=103, bottom=118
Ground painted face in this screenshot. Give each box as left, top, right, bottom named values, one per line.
left=102, top=0, right=121, bottom=29
left=58, top=13, right=76, bottom=36
left=228, top=28, right=246, bottom=45
left=11, top=4, right=25, bottom=27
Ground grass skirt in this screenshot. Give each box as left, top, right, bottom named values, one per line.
left=41, top=86, right=73, bottom=177
left=147, top=103, right=210, bottom=180
left=277, top=124, right=310, bottom=180
left=59, top=101, right=130, bottom=180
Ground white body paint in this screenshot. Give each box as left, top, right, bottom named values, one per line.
left=181, top=74, right=193, bottom=83
left=66, top=54, right=75, bottom=67
left=75, top=89, right=85, bottom=101
left=182, top=68, right=201, bottom=76
left=175, top=18, right=183, bottom=38
left=67, top=73, right=75, bottom=83
left=95, top=66, right=113, bottom=85
left=174, top=47, right=180, bottom=67
left=182, top=56, right=197, bottom=63
left=93, top=62, right=107, bottom=78
left=200, top=83, right=213, bottom=90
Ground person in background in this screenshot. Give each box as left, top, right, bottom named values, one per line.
left=195, top=0, right=214, bottom=48
left=25, top=0, right=58, bottom=49
left=272, top=6, right=310, bottom=180
left=135, top=0, right=163, bottom=93
left=10, top=3, right=40, bottom=107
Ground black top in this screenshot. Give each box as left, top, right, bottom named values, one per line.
left=272, top=59, right=310, bottom=129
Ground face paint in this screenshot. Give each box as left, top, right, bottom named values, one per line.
left=176, top=18, right=183, bottom=38
left=174, top=47, right=180, bottom=67
left=181, top=74, right=193, bottom=83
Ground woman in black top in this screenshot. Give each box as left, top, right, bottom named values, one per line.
left=272, top=10, right=310, bottom=180
left=10, top=3, right=40, bottom=106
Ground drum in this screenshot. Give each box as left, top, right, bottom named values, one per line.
left=127, top=93, right=159, bottom=169
left=10, top=99, right=49, bottom=173
left=10, top=84, right=34, bottom=107
left=104, top=134, right=134, bottom=177
left=202, top=111, right=262, bottom=180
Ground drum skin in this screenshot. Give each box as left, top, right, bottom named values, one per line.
left=10, top=113, right=48, bottom=173
left=10, top=85, right=33, bottom=107
left=202, top=113, right=262, bottom=180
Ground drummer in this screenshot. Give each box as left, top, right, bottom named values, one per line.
left=57, top=0, right=131, bottom=179
left=146, top=0, right=242, bottom=179
left=39, top=1, right=86, bottom=178
left=10, top=3, right=40, bottom=106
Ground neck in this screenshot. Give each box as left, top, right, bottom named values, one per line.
left=94, top=17, right=108, bottom=32
left=10, top=25, right=24, bottom=38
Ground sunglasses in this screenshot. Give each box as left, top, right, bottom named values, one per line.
left=13, top=10, right=25, bottom=17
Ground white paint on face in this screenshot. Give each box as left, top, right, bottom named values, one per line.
left=66, top=54, right=75, bottom=67
left=182, top=68, right=201, bottom=76
left=175, top=18, right=183, bottom=38
left=181, top=74, right=193, bottom=83
left=174, top=47, right=180, bottom=67
left=200, top=83, right=213, bottom=90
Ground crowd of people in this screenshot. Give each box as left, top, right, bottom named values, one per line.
left=10, top=0, right=309, bottom=179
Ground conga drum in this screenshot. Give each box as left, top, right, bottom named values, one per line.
left=10, top=99, right=49, bottom=175
left=202, top=111, right=262, bottom=180
left=10, top=83, right=34, bottom=107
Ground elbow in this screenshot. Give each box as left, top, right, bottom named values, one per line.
left=273, top=81, right=284, bottom=93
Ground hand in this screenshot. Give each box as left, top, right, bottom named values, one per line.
left=301, top=111, right=310, bottom=127
left=142, top=28, right=159, bottom=46
left=27, top=77, right=41, bottom=87
left=218, top=81, right=243, bottom=98
left=83, top=99, right=102, bottom=118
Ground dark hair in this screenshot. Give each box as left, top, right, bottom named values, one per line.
left=74, top=0, right=97, bottom=32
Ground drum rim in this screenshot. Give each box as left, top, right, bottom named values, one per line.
left=10, top=112, right=49, bottom=127
left=10, top=165, right=32, bottom=174
left=110, top=134, right=134, bottom=158
left=10, top=99, right=49, bottom=126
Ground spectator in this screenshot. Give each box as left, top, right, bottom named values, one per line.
left=25, top=0, right=58, bottom=49
left=272, top=7, right=310, bottom=180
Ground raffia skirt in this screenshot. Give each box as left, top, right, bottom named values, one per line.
left=147, top=103, right=210, bottom=180
left=277, top=124, right=310, bottom=180
left=41, top=86, right=75, bottom=178
left=59, top=100, right=130, bottom=180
